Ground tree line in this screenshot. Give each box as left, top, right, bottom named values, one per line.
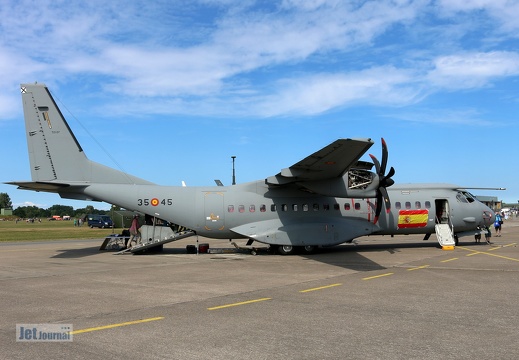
left=0, top=192, right=108, bottom=219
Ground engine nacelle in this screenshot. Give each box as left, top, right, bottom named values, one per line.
left=297, top=170, right=379, bottom=198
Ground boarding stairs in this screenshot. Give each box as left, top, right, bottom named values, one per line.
left=114, top=225, right=195, bottom=254
left=99, top=233, right=129, bottom=251
left=435, top=223, right=456, bottom=249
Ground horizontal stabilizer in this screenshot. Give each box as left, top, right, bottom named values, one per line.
left=6, top=181, right=72, bottom=192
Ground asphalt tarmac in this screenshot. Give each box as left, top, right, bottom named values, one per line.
left=1, top=218, right=518, bottom=359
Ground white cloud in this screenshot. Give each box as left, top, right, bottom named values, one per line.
left=438, top=0, right=519, bottom=33
left=254, top=66, right=422, bottom=116
left=428, top=51, right=519, bottom=89
left=1, top=0, right=519, bottom=120
left=0, top=1, right=426, bottom=91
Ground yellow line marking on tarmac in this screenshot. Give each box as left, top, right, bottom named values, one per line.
left=362, top=272, right=394, bottom=280
left=441, top=258, right=458, bottom=263
left=458, top=246, right=519, bottom=262
left=300, top=283, right=342, bottom=293
left=503, top=243, right=517, bottom=248
left=70, top=317, right=164, bottom=335
left=208, top=297, right=271, bottom=311
left=407, top=265, right=430, bottom=271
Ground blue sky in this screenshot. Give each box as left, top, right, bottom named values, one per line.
left=1, top=0, right=518, bottom=211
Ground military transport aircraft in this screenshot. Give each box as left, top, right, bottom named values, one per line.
left=7, top=83, right=498, bottom=254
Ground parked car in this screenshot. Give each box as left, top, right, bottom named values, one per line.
left=87, top=214, right=113, bottom=228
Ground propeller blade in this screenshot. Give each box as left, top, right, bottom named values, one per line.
left=373, top=192, right=382, bottom=224
left=369, top=154, right=381, bottom=175
left=380, top=138, right=388, bottom=176
left=386, top=166, right=395, bottom=179
left=371, top=139, right=395, bottom=224
left=380, top=186, right=391, bottom=213
left=374, top=191, right=383, bottom=223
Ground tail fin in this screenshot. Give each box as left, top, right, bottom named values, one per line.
left=18, top=83, right=152, bottom=186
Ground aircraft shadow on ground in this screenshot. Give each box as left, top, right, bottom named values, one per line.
left=304, top=240, right=491, bottom=271
left=51, top=246, right=102, bottom=258
left=298, top=242, right=437, bottom=271
left=50, top=239, right=486, bottom=265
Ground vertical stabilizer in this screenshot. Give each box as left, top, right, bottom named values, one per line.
left=22, top=83, right=88, bottom=182
left=20, top=83, right=153, bottom=185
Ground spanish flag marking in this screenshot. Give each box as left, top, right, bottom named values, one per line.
left=397, top=210, right=428, bottom=229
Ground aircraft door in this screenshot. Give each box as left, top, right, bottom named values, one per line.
left=435, top=199, right=450, bottom=224
left=204, top=192, right=225, bottom=231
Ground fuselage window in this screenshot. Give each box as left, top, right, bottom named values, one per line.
left=313, top=204, right=319, bottom=211
left=303, top=204, right=309, bottom=212
left=415, top=201, right=421, bottom=209
left=282, top=204, right=288, bottom=212
left=249, top=205, right=255, bottom=213
left=334, top=204, right=340, bottom=210
left=271, top=204, right=277, bottom=212
left=395, top=202, right=401, bottom=209
left=425, top=201, right=431, bottom=209
left=355, top=203, right=361, bottom=210
left=239, top=205, right=245, bottom=213
left=405, top=202, right=411, bottom=209
left=344, top=203, right=351, bottom=210
left=292, top=204, right=298, bottom=211
left=323, top=204, right=330, bottom=211
left=228, top=205, right=234, bottom=213
left=260, top=204, right=266, bottom=212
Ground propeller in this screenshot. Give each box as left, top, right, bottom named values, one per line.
left=369, top=138, right=395, bottom=224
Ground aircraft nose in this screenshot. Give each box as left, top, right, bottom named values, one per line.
left=482, top=205, right=494, bottom=226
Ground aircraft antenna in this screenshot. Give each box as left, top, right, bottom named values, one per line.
left=51, top=90, right=136, bottom=184
left=231, top=156, right=236, bottom=185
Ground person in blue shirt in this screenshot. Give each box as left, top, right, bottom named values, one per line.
left=494, top=212, right=503, bottom=237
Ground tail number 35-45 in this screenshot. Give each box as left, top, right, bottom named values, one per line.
left=137, top=198, right=173, bottom=206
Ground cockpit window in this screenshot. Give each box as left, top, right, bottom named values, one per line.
left=464, top=191, right=476, bottom=203
left=456, top=193, right=468, bottom=203
left=456, top=191, right=476, bottom=203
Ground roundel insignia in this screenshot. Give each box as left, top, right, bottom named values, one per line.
left=151, top=198, right=159, bottom=206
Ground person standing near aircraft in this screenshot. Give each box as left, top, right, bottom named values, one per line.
left=494, top=212, right=503, bottom=237
left=484, top=225, right=492, bottom=244
left=127, top=215, right=141, bottom=248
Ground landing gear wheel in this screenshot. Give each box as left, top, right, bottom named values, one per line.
left=303, top=245, right=316, bottom=254
left=454, top=235, right=459, bottom=246
left=278, top=245, right=295, bottom=255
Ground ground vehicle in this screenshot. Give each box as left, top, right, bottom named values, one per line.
left=87, top=214, right=113, bottom=228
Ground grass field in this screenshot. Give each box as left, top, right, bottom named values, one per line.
left=0, top=219, right=122, bottom=242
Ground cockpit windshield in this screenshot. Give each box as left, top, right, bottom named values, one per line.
left=456, top=191, right=476, bottom=203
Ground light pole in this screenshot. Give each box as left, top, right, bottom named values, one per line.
left=231, top=156, right=236, bottom=185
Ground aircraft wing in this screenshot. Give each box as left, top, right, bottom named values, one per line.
left=266, top=138, right=374, bottom=185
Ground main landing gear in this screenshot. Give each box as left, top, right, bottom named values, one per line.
left=276, top=245, right=317, bottom=255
